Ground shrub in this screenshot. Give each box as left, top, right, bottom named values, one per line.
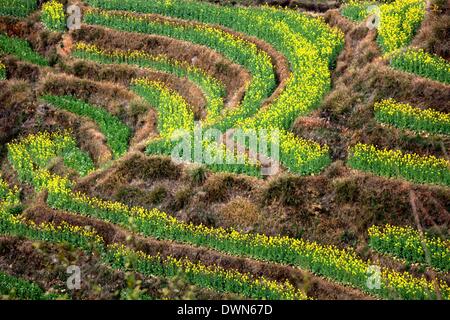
left=188, top=165, right=209, bottom=185
left=147, top=185, right=167, bottom=204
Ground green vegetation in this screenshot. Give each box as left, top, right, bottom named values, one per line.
left=42, top=95, right=131, bottom=158
left=348, top=143, right=450, bottom=187
left=0, top=0, right=37, bottom=18
left=390, top=48, right=450, bottom=84
left=0, top=33, right=48, bottom=66
left=369, top=224, right=450, bottom=272
left=374, top=99, right=450, bottom=135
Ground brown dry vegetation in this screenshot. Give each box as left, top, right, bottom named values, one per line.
left=46, top=107, right=113, bottom=165
left=71, top=25, right=251, bottom=109
left=0, top=236, right=236, bottom=299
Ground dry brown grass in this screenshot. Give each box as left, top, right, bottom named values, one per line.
left=219, top=196, right=261, bottom=232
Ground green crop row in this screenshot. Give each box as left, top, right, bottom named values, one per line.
left=0, top=0, right=37, bottom=18
left=41, top=0, right=66, bottom=31
left=0, top=174, right=20, bottom=210
left=83, top=8, right=276, bottom=133
left=0, top=33, right=48, bottom=66
left=390, top=48, right=450, bottom=84
left=377, top=0, right=426, bottom=53
left=41, top=95, right=131, bottom=158
left=132, top=79, right=263, bottom=177
left=7, top=131, right=95, bottom=183
left=83, top=7, right=337, bottom=176
left=131, top=78, right=195, bottom=137
left=0, top=193, right=307, bottom=300
left=146, top=127, right=331, bottom=177
left=84, top=0, right=343, bottom=131
left=47, top=187, right=450, bottom=299
left=369, top=224, right=450, bottom=272
left=340, top=0, right=426, bottom=53
left=348, top=143, right=450, bottom=187
left=0, top=271, right=57, bottom=300
left=341, top=1, right=376, bottom=22
left=146, top=136, right=263, bottom=178
left=106, top=244, right=307, bottom=300
left=72, top=41, right=226, bottom=124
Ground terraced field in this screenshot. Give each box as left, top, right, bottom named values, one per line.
left=0, top=0, right=449, bottom=301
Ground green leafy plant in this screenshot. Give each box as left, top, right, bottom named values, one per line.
left=0, top=61, right=6, bottom=80
left=41, top=95, right=131, bottom=158
left=0, top=272, right=55, bottom=300
left=0, top=0, right=37, bottom=18
left=369, top=224, right=450, bottom=272
left=374, top=99, right=450, bottom=135
left=348, top=143, right=450, bottom=186
left=0, top=33, right=48, bottom=66
left=390, top=48, right=450, bottom=84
